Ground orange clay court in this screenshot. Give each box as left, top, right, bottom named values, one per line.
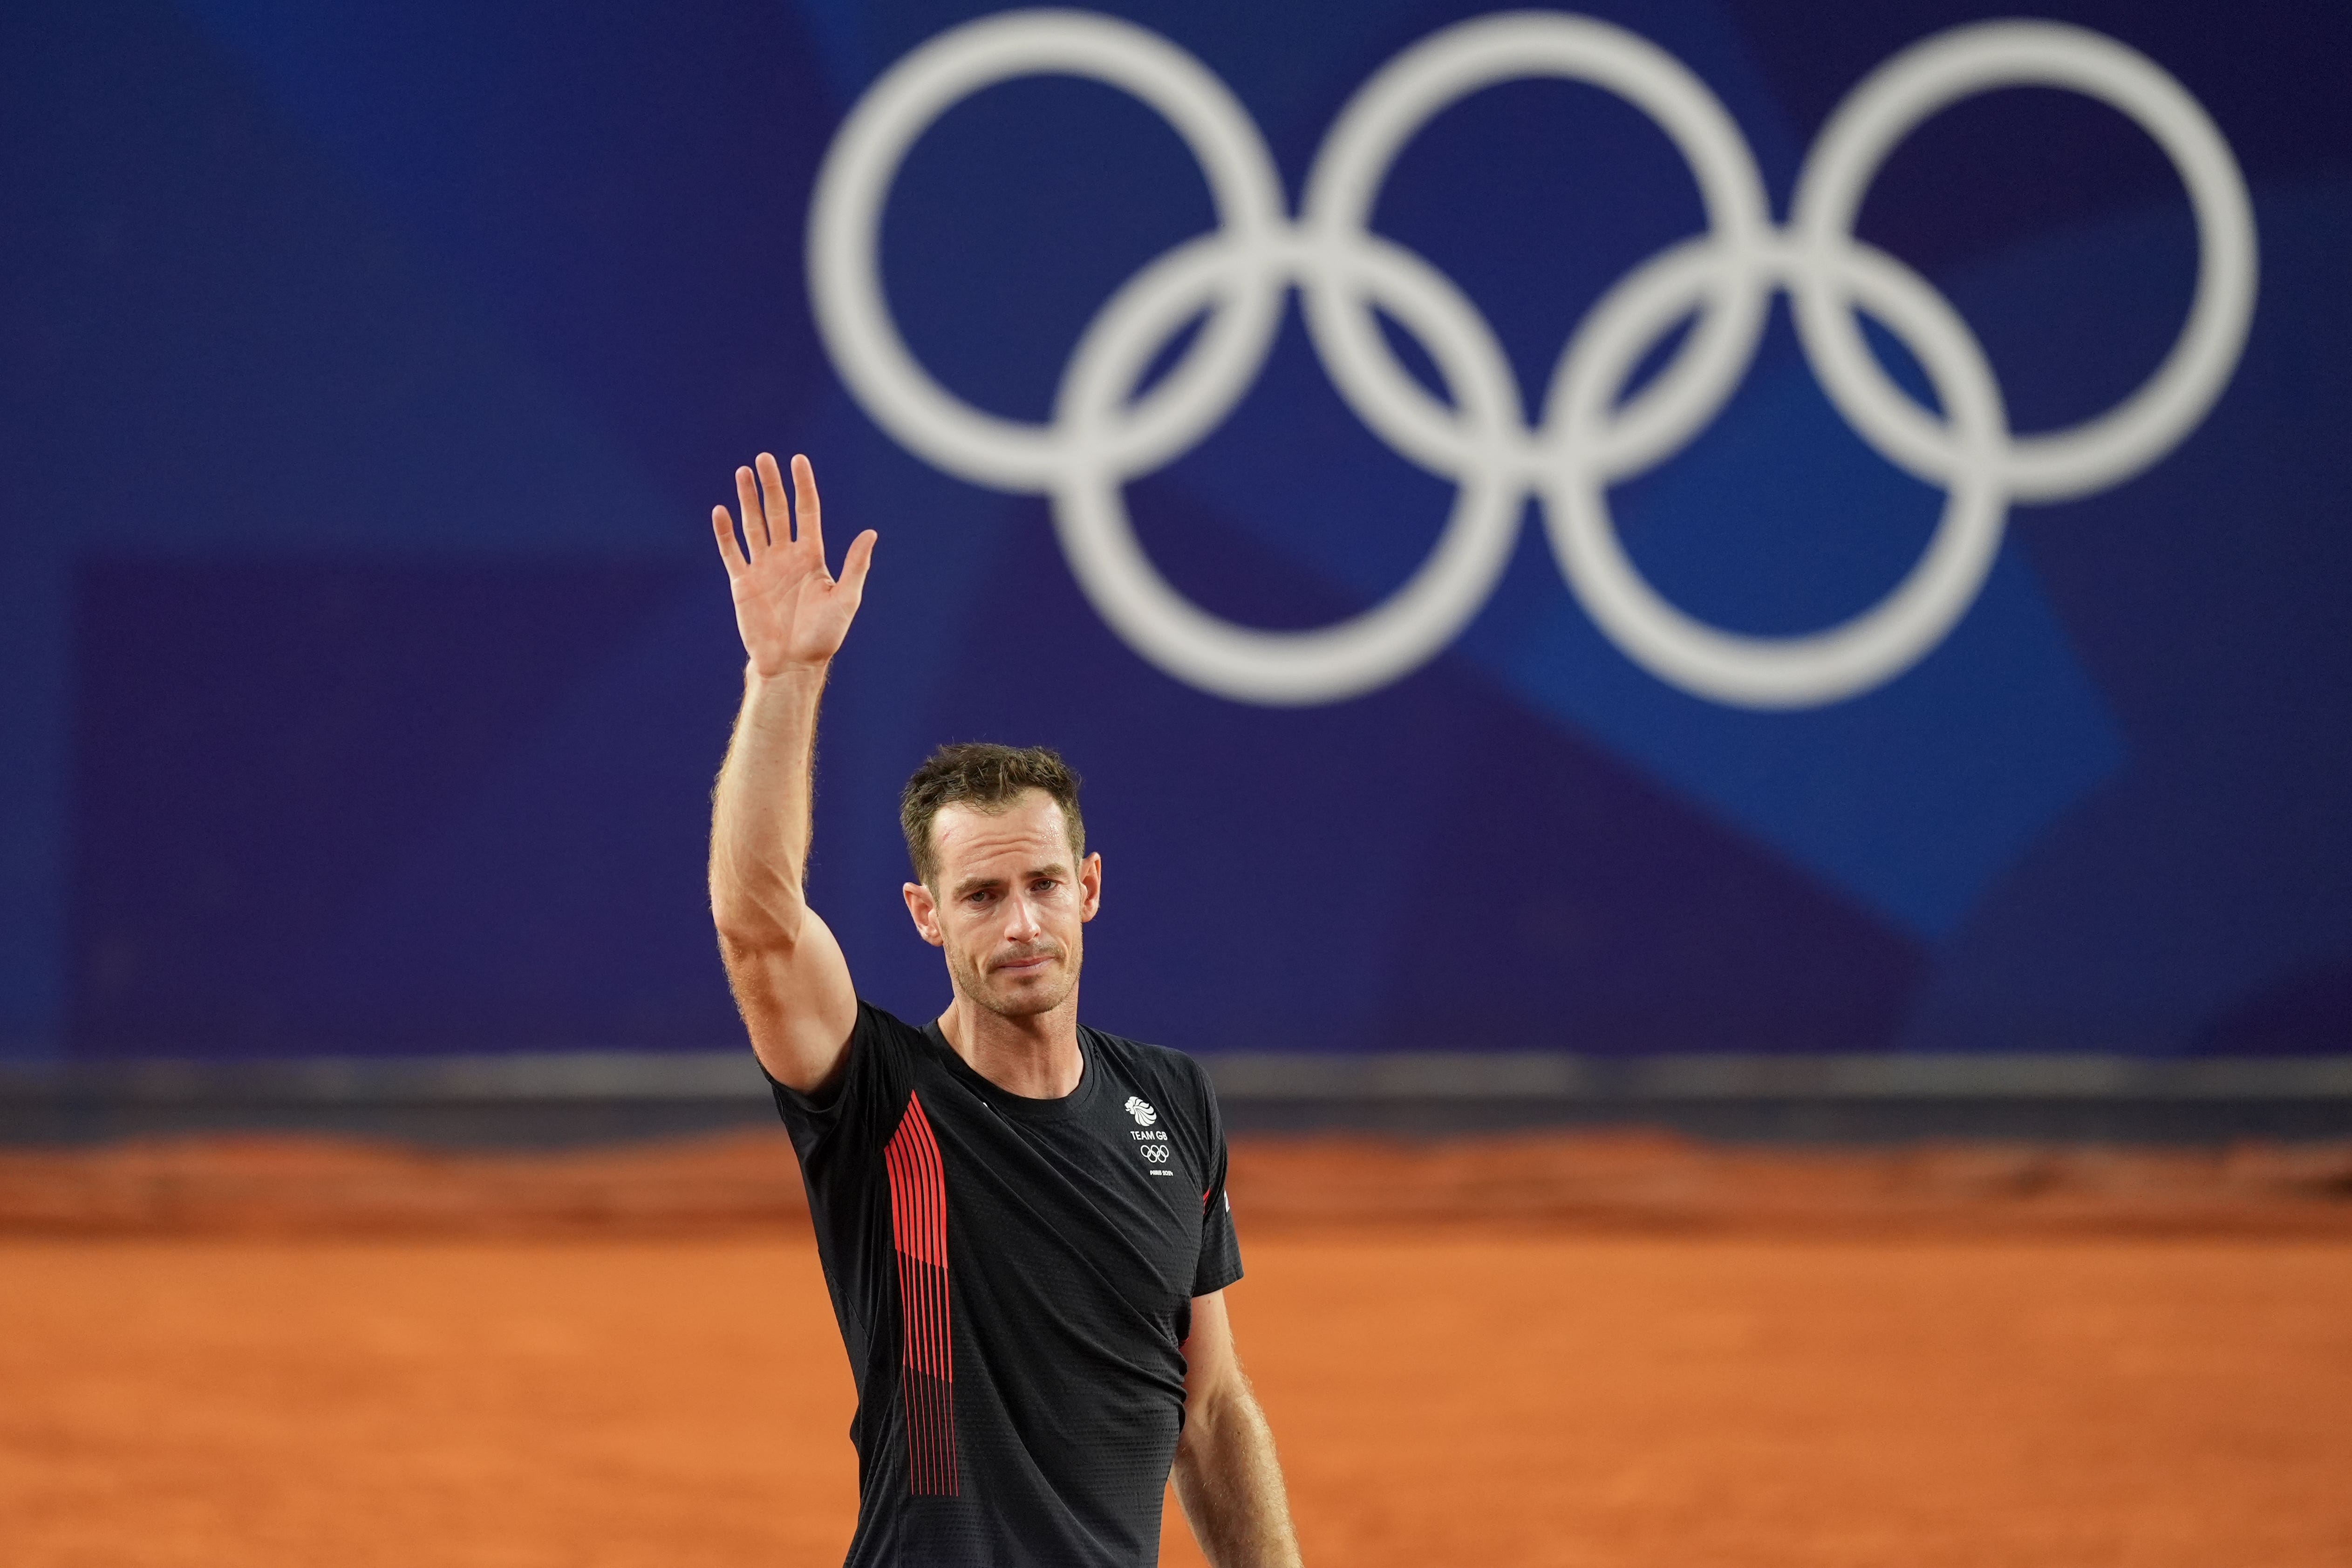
left=3, top=1134, right=2350, bottom=1568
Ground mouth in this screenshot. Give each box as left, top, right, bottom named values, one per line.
left=991, top=949, right=1057, bottom=976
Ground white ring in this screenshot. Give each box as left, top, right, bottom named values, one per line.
left=806, top=9, right=1289, bottom=491
left=1051, top=236, right=1523, bottom=705
left=1789, top=20, right=2257, bottom=500
left=1297, top=12, right=1776, bottom=482
left=1542, top=239, right=2011, bottom=708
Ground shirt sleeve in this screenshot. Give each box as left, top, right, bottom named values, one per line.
left=762, top=998, right=914, bottom=1167
left=1189, top=1059, right=1244, bottom=1297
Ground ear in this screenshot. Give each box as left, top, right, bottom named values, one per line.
left=1078, top=852, right=1102, bottom=922
left=903, top=881, right=945, bottom=947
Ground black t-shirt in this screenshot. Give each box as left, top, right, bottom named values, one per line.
left=766, top=1001, right=1244, bottom=1568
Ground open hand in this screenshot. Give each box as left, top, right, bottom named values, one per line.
left=712, top=453, right=878, bottom=678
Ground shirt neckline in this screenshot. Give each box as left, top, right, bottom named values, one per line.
left=923, top=1017, right=1102, bottom=1122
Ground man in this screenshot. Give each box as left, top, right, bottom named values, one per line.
left=707, top=451, right=1304, bottom=1568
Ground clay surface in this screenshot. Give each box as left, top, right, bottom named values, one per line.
left=5, top=1160, right=2350, bottom=1566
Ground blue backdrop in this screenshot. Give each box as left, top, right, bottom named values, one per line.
left=3, top=0, right=2347, bottom=1062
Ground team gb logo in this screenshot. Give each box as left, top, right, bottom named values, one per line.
left=1125, top=1096, right=1158, bottom=1127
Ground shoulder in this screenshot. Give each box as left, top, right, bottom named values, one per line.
left=764, top=997, right=928, bottom=1119
left=767, top=996, right=930, bottom=1085
left=845, top=998, right=938, bottom=1089
left=1085, top=1028, right=1221, bottom=1124
left=853, top=997, right=930, bottom=1045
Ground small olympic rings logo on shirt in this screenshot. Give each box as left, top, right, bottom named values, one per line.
left=1140, top=1143, right=1171, bottom=1164
left=809, top=9, right=2255, bottom=709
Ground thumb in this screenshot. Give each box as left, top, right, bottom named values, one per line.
left=838, top=529, right=878, bottom=601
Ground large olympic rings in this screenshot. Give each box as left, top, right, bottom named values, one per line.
left=808, top=9, right=2256, bottom=708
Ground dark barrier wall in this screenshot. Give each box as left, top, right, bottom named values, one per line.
left=2, top=0, right=2347, bottom=1063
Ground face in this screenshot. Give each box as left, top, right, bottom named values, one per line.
left=903, top=790, right=1101, bottom=1021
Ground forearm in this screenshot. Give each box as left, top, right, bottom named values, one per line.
left=708, top=661, right=828, bottom=945
left=1173, top=1377, right=1303, bottom=1568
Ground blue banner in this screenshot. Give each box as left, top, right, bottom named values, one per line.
left=5, top=0, right=2348, bottom=1061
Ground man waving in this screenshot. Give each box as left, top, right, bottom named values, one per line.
left=708, top=452, right=1304, bottom=1567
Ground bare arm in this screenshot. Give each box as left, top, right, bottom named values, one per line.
left=1173, top=1290, right=1304, bottom=1568
left=708, top=453, right=877, bottom=1093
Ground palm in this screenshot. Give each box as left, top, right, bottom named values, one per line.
left=712, top=454, right=877, bottom=678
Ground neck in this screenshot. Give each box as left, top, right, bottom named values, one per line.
left=937, top=989, right=1085, bottom=1099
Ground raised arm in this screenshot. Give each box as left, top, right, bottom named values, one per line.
left=708, top=453, right=878, bottom=1093
left=1173, top=1291, right=1305, bottom=1567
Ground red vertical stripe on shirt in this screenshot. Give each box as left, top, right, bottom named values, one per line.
left=885, top=1093, right=957, bottom=1495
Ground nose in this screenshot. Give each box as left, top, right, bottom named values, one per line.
left=1003, top=892, right=1043, bottom=942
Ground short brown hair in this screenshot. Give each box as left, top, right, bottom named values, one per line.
left=900, top=743, right=1085, bottom=887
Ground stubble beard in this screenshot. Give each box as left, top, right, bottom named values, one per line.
left=950, top=938, right=1080, bottom=1021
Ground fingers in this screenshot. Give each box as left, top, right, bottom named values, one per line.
left=726, top=452, right=830, bottom=569
left=711, top=504, right=748, bottom=577
left=791, top=454, right=823, bottom=557
left=734, top=465, right=767, bottom=556
left=756, top=452, right=792, bottom=551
